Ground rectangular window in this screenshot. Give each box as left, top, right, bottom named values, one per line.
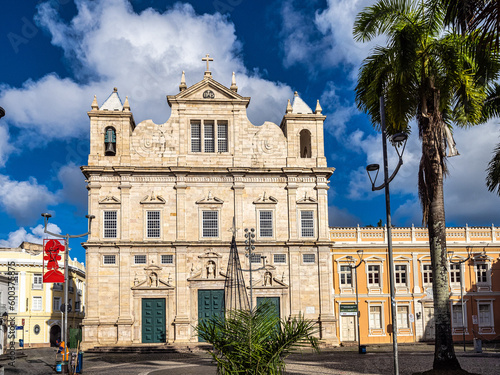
left=303, top=254, right=315, bottom=263
left=202, top=211, right=218, bottom=238
left=161, top=255, right=174, bottom=264
left=450, top=263, right=461, bottom=284
left=259, top=210, right=273, bottom=237
left=423, top=264, right=433, bottom=285
left=103, top=255, right=116, bottom=265
left=33, top=274, right=43, bottom=290
left=340, top=265, right=352, bottom=286
left=204, top=121, right=215, bottom=152
left=217, top=121, right=228, bottom=152
left=368, top=265, right=380, bottom=286
left=134, top=255, right=147, bottom=264
left=250, top=253, right=262, bottom=264
left=75, top=301, right=81, bottom=312
left=452, top=305, right=464, bottom=327
left=300, top=211, right=314, bottom=237
left=369, top=306, right=382, bottom=329
left=395, top=265, right=407, bottom=285
left=53, top=297, right=61, bottom=312
left=146, top=210, right=161, bottom=238
left=103, top=210, right=117, bottom=238
left=273, top=254, right=286, bottom=264
left=478, top=303, right=492, bottom=326
left=32, top=296, right=42, bottom=311
left=476, top=264, right=488, bottom=283
left=397, top=306, right=409, bottom=329
left=191, top=121, right=201, bottom=152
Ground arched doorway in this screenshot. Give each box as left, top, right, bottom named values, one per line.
left=50, top=325, right=61, bottom=347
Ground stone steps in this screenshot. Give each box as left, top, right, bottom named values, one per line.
left=86, top=344, right=212, bottom=354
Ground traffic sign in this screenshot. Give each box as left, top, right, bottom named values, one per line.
left=60, top=304, right=72, bottom=313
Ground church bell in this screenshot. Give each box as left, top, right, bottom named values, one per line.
left=105, top=142, right=116, bottom=156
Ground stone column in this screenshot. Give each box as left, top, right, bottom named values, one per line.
left=116, top=246, right=133, bottom=345
left=231, top=171, right=245, bottom=240
left=174, top=174, right=187, bottom=241
left=81, top=250, right=100, bottom=350
left=316, top=175, right=330, bottom=241
left=285, top=172, right=299, bottom=240
left=173, top=246, right=190, bottom=341
left=119, top=174, right=132, bottom=240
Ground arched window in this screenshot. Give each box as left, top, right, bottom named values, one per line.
left=104, top=127, right=116, bottom=156
left=299, top=129, right=311, bottom=158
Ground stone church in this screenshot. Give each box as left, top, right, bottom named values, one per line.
left=81, top=58, right=337, bottom=349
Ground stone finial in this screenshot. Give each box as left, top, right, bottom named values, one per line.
left=91, top=95, right=99, bottom=111
left=286, top=99, right=292, bottom=113
left=123, top=96, right=130, bottom=112
left=179, top=71, right=187, bottom=91
left=294, top=91, right=298, bottom=96
left=230, top=72, right=238, bottom=92
left=315, top=100, right=322, bottom=114
left=113, top=87, right=118, bottom=92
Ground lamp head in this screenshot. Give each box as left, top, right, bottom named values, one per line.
left=366, top=164, right=380, bottom=172
left=356, top=249, right=364, bottom=256
left=448, top=250, right=454, bottom=260
left=85, top=214, right=95, bottom=220
left=41, top=213, right=52, bottom=219
left=391, top=133, right=408, bottom=143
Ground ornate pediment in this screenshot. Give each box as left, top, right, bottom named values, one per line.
left=253, top=192, right=278, bottom=204
left=99, top=196, right=121, bottom=204
left=196, top=191, right=224, bottom=204
left=132, top=266, right=173, bottom=290
left=140, top=192, right=166, bottom=204
left=251, top=269, right=288, bottom=289
left=297, top=192, right=317, bottom=204
left=167, top=77, right=249, bottom=104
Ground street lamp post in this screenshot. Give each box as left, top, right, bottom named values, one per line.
left=244, top=228, right=256, bottom=310
left=347, top=250, right=364, bottom=354
left=448, top=248, right=471, bottom=352
left=366, top=97, right=408, bottom=375
left=41, top=213, right=94, bottom=347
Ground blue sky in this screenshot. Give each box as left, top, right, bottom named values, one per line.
left=1, top=0, right=499, bottom=264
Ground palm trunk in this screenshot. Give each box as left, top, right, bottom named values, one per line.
left=419, top=90, right=461, bottom=370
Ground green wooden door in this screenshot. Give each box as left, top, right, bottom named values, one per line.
left=198, top=289, right=225, bottom=342
left=142, top=298, right=166, bottom=343
left=257, top=297, right=280, bottom=318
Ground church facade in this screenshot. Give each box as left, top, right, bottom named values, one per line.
left=81, top=62, right=336, bottom=349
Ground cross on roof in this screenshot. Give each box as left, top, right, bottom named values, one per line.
left=202, top=54, right=213, bottom=71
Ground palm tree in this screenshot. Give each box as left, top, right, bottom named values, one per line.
left=196, top=301, right=319, bottom=374
left=440, top=0, right=500, bottom=196
left=353, top=0, right=500, bottom=370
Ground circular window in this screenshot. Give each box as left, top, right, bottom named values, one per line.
left=34, top=324, right=40, bottom=335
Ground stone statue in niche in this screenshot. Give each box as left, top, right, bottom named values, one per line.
left=207, top=260, right=216, bottom=278
left=149, top=272, right=159, bottom=287
left=264, top=271, right=272, bottom=286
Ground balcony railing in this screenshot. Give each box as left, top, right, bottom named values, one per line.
left=52, top=284, right=63, bottom=291
left=32, top=283, right=43, bottom=290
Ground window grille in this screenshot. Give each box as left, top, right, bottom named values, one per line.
left=303, top=254, right=315, bottom=263
left=259, top=211, right=273, bottom=237
left=274, top=254, right=286, bottom=264
left=103, top=255, right=116, bottom=265
left=191, top=121, right=201, bottom=152
left=202, top=211, right=218, bottom=237
left=103, top=211, right=117, bottom=238
left=250, top=253, right=262, bottom=264
left=217, top=122, right=228, bottom=152
left=161, top=255, right=173, bottom=264
left=204, top=121, right=215, bottom=152
left=301, top=211, right=314, bottom=237
left=134, top=255, right=147, bottom=264
left=146, top=210, right=161, bottom=238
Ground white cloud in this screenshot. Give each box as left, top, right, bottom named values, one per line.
left=0, top=223, right=61, bottom=248
left=280, top=0, right=381, bottom=77
left=57, top=162, right=87, bottom=213
left=329, top=205, right=360, bottom=226
left=0, top=125, right=14, bottom=167
left=0, top=0, right=294, bottom=145
left=0, top=175, right=58, bottom=225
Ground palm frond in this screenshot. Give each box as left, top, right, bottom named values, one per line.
left=486, top=140, right=500, bottom=195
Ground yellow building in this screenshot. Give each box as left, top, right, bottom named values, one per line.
left=331, top=225, right=500, bottom=345
left=0, top=242, right=86, bottom=347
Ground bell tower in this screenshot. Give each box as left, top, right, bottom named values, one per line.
left=87, top=88, right=135, bottom=167
left=280, top=92, right=327, bottom=168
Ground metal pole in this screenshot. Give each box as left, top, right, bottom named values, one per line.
left=460, top=275, right=465, bottom=352
left=355, top=267, right=361, bottom=353
left=64, top=234, right=69, bottom=347
left=380, top=97, right=399, bottom=375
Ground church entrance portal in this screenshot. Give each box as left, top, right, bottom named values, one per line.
left=198, top=290, right=224, bottom=342
left=141, top=298, right=166, bottom=343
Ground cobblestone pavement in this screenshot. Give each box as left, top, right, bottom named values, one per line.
left=1, top=344, right=499, bottom=375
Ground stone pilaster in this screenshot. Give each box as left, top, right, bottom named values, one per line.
left=174, top=174, right=187, bottom=241
left=173, top=246, right=190, bottom=341
left=317, top=245, right=338, bottom=344
left=116, top=246, right=133, bottom=345
left=119, top=174, right=132, bottom=240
